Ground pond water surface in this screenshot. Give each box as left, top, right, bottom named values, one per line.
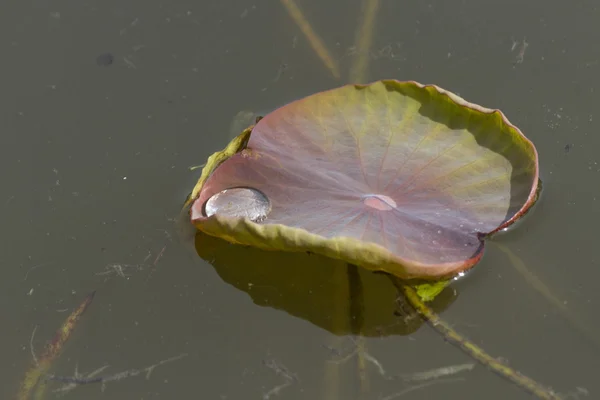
left=2, top=1, right=599, bottom=399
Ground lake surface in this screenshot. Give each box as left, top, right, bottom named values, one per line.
left=2, top=0, right=599, bottom=399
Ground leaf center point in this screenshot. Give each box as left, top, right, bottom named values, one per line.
left=362, top=194, right=397, bottom=211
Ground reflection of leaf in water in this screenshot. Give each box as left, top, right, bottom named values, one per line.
left=195, top=225, right=562, bottom=400
left=194, top=230, right=456, bottom=337
left=195, top=229, right=457, bottom=399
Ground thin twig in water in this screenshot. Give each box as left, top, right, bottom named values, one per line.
left=153, top=246, right=166, bottom=266
left=52, top=364, right=110, bottom=394
left=380, top=377, right=465, bottom=400
left=321, top=344, right=343, bottom=357
left=326, top=337, right=386, bottom=377
left=142, top=251, right=152, bottom=264
left=262, top=358, right=298, bottom=399
left=394, top=363, right=475, bottom=382
left=29, top=325, right=39, bottom=366
left=563, top=386, right=589, bottom=400
left=189, top=163, right=206, bottom=171
left=23, top=263, right=53, bottom=281
left=96, top=263, right=147, bottom=279
left=392, top=279, right=564, bottom=400
left=362, top=351, right=386, bottom=376
left=263, top=378, right=292, bottom=399
left=513, top=38, right=528, bottom=64
left=47, top=353, right=188, bottom=393
left=155, top=228, right=173, bottom=241
left=327, top=338, right=473, bottom=383
left=145, top=245, right=167, bottom=283
left=272, top=62, right=288, bottom=83
left=348, top=336, right=386, bottom=377
left=327, top=348, right=358, bottom=365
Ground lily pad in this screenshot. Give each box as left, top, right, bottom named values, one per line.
left=189, top=80, right=539, bottom=280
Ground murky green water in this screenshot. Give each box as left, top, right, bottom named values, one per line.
left=2, top=0, right=599, bottom=399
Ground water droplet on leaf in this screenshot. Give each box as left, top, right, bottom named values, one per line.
left=204, top=188, right=270, bottom=222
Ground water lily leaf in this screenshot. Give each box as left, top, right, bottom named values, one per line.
left=189, top=80, right=539, bottom=280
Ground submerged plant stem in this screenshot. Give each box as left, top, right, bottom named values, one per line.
left=495, top=242, right=600, bottom=351
left=279, top=0, right=341, bottom=79
left=349, top=0, right=380, bottom=83
left=18, top=291, right=95, bottom=400
left=323, top=263, right=349, bottom=400
left=392, top=280, right=562, bottom=400
left=347, top=264, right=369, bottom=393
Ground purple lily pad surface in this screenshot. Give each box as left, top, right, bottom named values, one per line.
left=190, top=80, right=539, bottom=279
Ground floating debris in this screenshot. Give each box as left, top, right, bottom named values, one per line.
left=262, top=358, right=298, bottom=400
